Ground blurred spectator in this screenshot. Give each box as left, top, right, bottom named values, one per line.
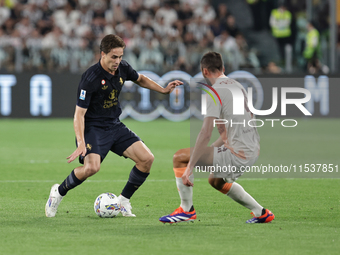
left=177, top=2, right=193, bottom=25
left=74, top=17, right=91, bottom=37
left=216, top=3, right=230, bottom=23
left=79, top=3, right=93, bottom=25
left=24, top=28, right=44, bottom=70
left=9, top=3, right=23, bottom=21
left=105, top=3, right=125, bottom=24
left=126, top=1, right=140, bottom=23
left=210, top=17, right=224, bottom=37
left=303, top=21, right=324, bottom=74
left=53, top=2, right=80, bottom=35
left=0, top=0, right=330, bottom=74
left=22, top=3, right=43, bottom=25
left=110, top=0, right=132, bottom=12
left=92, top=0, right=106, bottom=19
left=115, top=18, right=140, bottom=41
left=161, top=30, right=186, bottom=71
left=155, top=1, right=178, bottom=27
left=91, top=16, right=107, bottom=37
left=213, top=30, right=240, bottom=71
left=73, top=39, right=94, bottom=71
left=235, top=33, right=260, bottom=69
left=62, top=29, right=82, bottom=49
left=187, top=36, right=212, bottom=73
left=122, top=49, right=139, bottom=70
left=0, top=0, right=10, bottom=26
left=180, top=0, right=205, bottom=9
left=247, top=0, right=262, bottom=31
left=269, top=1, right=292, bottom=64
left=193, top=2, right=216, bottom=24
left=2, top=0, right=14, bottom=8
left=225, top=15, right=239, bottom=38
left=49, top=39, right=69, bottom=71
left=37, top=1, right=54, bottom=35
left=183, top=31, right=196, bottom=48
left=128, top=28, right=153, bottom=56
left=294, top=12, right=308, bottom=67
left=47, top=0, right=67, bottom=11
left=186, top=16, right=211, bottom=41
left=2, top=17, right=15, bottom=34
left=153, top=16, right=173, bottom=38
left=26, top=29, right=43, bottom=50
left=15, top=17, right=34, bottom=38
left=139, top=40, right=163, bottom=73
left=42, top=26, right=63, bottom=49
left=213, top=30, right=238, bottom=53
left=143, top=0, right=159, bottom=10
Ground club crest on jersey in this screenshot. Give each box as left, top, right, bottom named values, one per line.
left=101, top=79, right=108, bottom=90
left=79, top=90, right=86, bottom=100
left=119, top=77, right=124, bottom=85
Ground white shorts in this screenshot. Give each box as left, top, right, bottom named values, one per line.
left=213, top=145, right=258, bottom=182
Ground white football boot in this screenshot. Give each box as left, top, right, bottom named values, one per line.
left=45, top=184, right=63, bottom=217
left=118, top=195, right=136, bottom=217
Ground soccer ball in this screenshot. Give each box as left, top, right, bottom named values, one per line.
left=94, top=193, right=120, bottom=218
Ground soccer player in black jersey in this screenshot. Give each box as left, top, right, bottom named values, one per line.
left=45, top=34, right=182, bottom=217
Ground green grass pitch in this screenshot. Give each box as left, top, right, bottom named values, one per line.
left=0, top=118, right=339, bottom=255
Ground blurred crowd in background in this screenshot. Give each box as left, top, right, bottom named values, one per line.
left=0, top=0, right=338, bottom=75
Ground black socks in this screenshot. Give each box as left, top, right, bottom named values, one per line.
left=121, top=166, right=149, bottom=199
left=58, top=166, right=149, bottom=198
left=58, top=170, right=83, bottom=196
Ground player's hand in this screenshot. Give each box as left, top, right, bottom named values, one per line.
left=182, top=166, right=194, bottom=187
left=67, top=143, right=86, bottom=163
left=163, top=80, right=183, bottom=94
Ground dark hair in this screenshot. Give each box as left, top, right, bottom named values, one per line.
left=100, top=34, right=126, bottom=54
left=200, top=52, right=224, bottom=73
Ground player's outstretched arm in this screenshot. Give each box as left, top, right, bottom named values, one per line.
left=182, top=117, right=216, bottom=186
left=67, top=106, right=87, bottom=163
left=134, top=74, right=183, bottom=94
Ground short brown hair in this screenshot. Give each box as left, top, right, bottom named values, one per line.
left=100, top=34, right=126, bottom=54
left=200, top=52, right=224, bottom=73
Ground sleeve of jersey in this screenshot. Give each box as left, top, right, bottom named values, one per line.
left=76, top=75, right=94, bottom=109
left=204, top=93, right=221, bottom=119
left=125, top=62, right=139, bottom=81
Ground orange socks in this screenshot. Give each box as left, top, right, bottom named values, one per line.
left=218, top=182, right=233, bottom=194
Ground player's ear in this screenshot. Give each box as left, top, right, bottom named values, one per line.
left=100, top=51, right=105, bottom=58
left=202, top=67, right=209, bottom=77
left=223, top=66, right=225, bottom=73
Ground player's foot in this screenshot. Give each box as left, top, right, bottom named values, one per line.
left=246, top=208, right=274, bottom=223
left=118, top=196, right=136, bottom=217
left=45, top=184, right=63, bottom=218
left=159, top=206, right=197, bottom=224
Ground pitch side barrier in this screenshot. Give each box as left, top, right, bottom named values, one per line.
left=0, top=71, right=339, bottom=119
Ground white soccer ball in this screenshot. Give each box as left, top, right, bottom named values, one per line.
left=94, top=193, right=120, bottom=218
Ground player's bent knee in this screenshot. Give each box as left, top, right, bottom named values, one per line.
left=208, top=178, right=225, bottom=190
left=173, top=148, right=189, bottom=167
left=84, top=163, right=100, bottom=177
left=208, top=178, right=216, bottom=188
left=140, top=152, right=154, bottom=169
left=146, top=153, right=155, bottom=166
